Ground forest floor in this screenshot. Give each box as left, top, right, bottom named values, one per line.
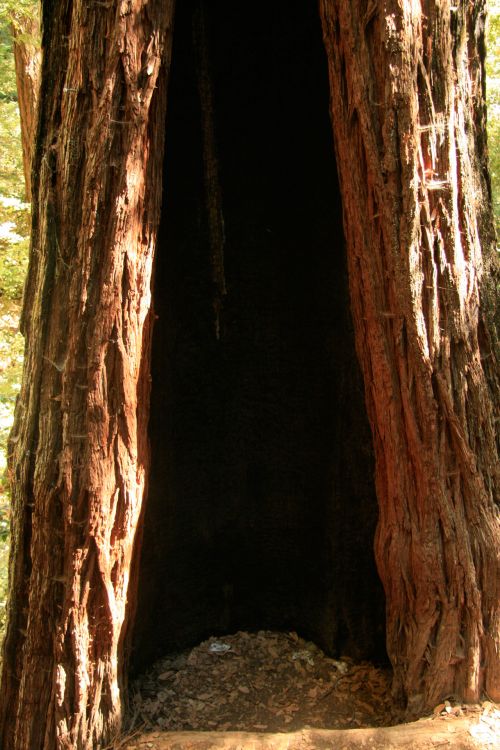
left=119, top=631, right=500, bottom=749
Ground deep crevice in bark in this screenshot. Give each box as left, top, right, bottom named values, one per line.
left=131, top=0, right=385, bottom=675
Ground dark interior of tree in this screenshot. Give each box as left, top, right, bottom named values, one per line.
left=131, top=0, right=386, bottom=674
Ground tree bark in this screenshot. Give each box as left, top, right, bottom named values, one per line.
left=1, top=0, right=499, bottom=747
left=0, top=1, right=175, bottom=748
left=319, top=0, right=500, bottom=713
left=11, top=12, right=41, bottom=202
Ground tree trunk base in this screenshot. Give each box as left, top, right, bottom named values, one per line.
left=119, top=711, right=499, bottom=750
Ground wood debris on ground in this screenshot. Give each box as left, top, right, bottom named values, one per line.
left=129, top=630, right=398, bottom=733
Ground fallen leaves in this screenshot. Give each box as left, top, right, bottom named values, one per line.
left=130, top=630, right=396, bottom=733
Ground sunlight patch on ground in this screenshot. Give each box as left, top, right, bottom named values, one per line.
left=0, top=195, right=29, bottom=210
left=468, top=702, right=500, bottom=745
left=0, top=221, right=24, bottom=243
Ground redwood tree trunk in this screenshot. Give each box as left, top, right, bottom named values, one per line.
left=0, top=1, right=174, bottom=748
left=320, top=0, right=500, bottom=712
left=11, top=12, right=41, bottom=202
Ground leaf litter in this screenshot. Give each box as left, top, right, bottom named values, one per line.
left=129, top=630, right=398, bottom=733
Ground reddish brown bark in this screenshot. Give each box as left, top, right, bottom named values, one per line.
left=320, top=0, right=499, bottom=713
left=0, top=1, right=499, bottom=747
left=0, top=1, right=175, bottom=748
left=11, top=13, right=41, bottom=202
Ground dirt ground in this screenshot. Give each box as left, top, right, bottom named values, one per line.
left=121, top=631, right=499, bottom=749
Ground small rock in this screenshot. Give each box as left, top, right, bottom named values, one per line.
left=208, top=641, right=231, bottom=654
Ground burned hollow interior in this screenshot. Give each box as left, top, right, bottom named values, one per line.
left=131, top=0, right=386, bottom=674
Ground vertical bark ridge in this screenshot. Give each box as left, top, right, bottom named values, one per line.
left=320, top=0, right=499, bottom=712
left=0, top=1, right=175, bottom=748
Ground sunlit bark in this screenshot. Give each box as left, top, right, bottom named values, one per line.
left=0, top=1, right=175, bottom=747
left=320, top=0, right=499, bottom=712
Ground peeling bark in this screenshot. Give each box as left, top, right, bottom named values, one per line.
left=0, top=1, right=175, bottom=747
left=320, top=0, right=499, bottom=713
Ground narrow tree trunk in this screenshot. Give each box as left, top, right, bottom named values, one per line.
left=0, top=1, right=175, bottom=747
left=11, top=13, right=41, bottom=202
left=320, top=0, right=500, bottom=713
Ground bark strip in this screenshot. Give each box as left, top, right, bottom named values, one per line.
left=0, top=1, right=175, bottom=748
left=319, top=0, right=500, bottom=712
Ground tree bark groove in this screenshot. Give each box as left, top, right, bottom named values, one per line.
left=319, top=0, right=499, bottom=713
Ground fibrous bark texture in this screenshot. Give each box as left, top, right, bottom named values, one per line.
left=320, top=0, right=499, bottom=712
left=11, top=12, right=41, bottom=201
left=0, top=1, right=174, bottom=748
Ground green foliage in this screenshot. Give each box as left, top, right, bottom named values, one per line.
left=0, top=228, right=26, bottom=635
left=0, top=102, right=23, bottom=196
left=0, top=6, right=31, bottom=641
left=0, top=23, right=16, bottom=101
left=0, top=0, right=40, bottom=103
left=0, top=0, right=39, bottom=25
